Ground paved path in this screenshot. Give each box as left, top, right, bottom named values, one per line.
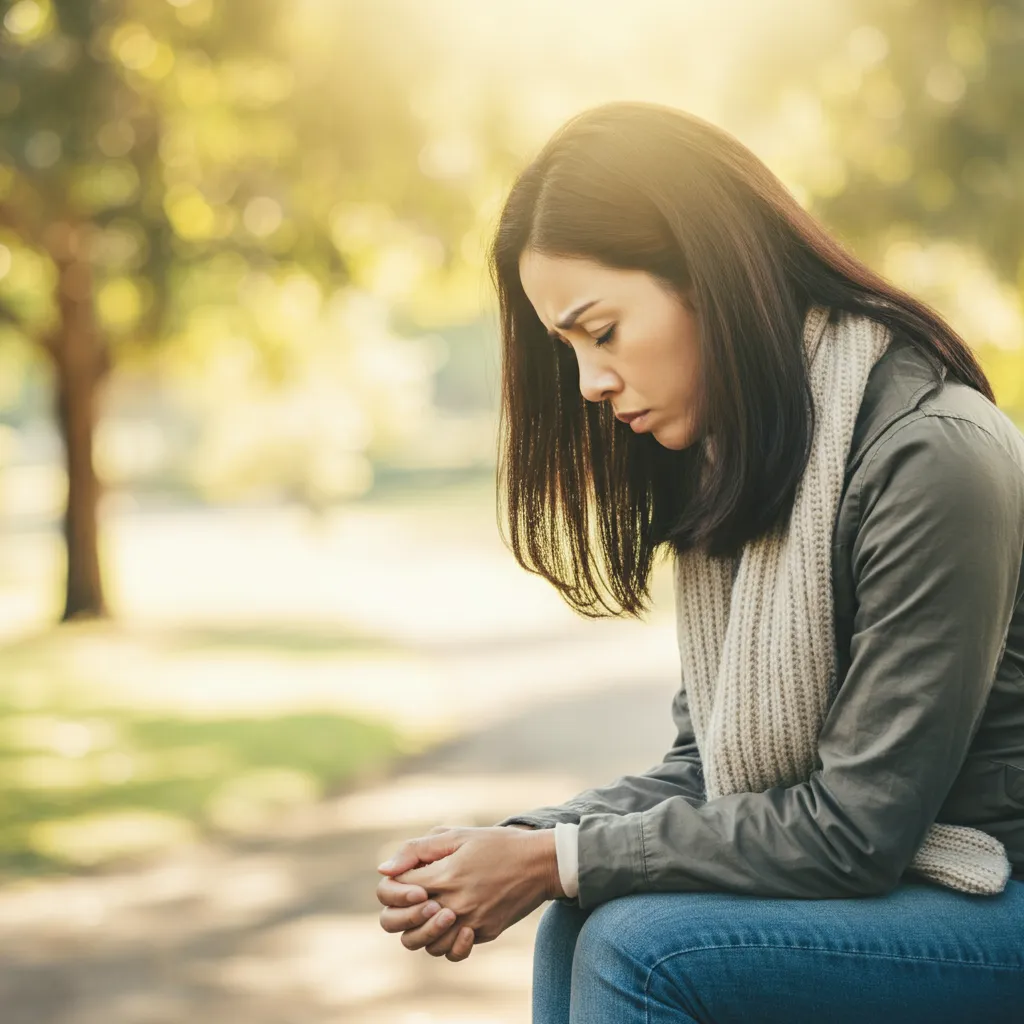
left=0, top=637, right=679, bottom=1023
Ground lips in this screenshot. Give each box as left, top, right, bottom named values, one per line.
left=615, top=409, right=649, bottom=424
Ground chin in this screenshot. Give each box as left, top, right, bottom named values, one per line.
left=652, top=424, right=697, bottom=451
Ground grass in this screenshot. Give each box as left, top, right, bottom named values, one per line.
left=0, top=478, right=590, bottom=879
left=0, top=621, right=409, bottom=879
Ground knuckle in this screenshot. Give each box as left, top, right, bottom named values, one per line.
left=382, top=911, right=410, bottom=934
left=384, top=883, right=412, bottom=907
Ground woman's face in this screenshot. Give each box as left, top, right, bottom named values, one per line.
left=517, top=249, right=703, bottom=450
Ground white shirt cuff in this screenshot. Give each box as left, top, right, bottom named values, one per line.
left=554, top=821, right=580, bottom=899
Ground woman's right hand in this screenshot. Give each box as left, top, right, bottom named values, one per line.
left=376, top=823, right=476, bottom=961
left=376, top=873, right=472, bottom=951
left=375, top=822, right=537, bottom=961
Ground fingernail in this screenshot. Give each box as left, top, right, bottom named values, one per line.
left=438, top=909, right=455, bottom=926
left=377, top=859, right=395, bottom=871
left=422, top=901, right=440, bottom=918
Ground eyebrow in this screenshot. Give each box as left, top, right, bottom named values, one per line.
left=550, top=299, right=601, bottom=336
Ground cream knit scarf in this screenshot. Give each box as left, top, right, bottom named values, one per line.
left=673, top=304, right=1011, bottom=895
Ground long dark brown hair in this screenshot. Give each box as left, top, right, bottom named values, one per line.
left=488, top=100, right=993, bottom=619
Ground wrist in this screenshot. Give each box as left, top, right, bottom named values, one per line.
left=525, top=827, right=564, bottom=900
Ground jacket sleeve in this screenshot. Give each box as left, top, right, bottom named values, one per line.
left=569, top=413, right=1024, bottom=910
left=493, top=685, right=707, bottom=831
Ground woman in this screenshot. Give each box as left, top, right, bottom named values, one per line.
left=375, top=101, right=1024, bottom=1022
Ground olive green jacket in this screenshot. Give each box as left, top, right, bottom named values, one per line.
left=497, top=330, right=1024, bottom=910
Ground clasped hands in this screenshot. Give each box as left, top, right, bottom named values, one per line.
left=375, top=823, right=564, bottom=962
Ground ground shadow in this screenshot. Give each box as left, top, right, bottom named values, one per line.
left=0, top=678, right=676, bottom=1023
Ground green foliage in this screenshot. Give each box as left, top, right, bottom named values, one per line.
left=0, top=0, right=501, bottom=501
left=807, top=1, right=1023, bottom=282
left=0, top=706, right=400, bottom=874
left=0, top=0, right=486, bottom=345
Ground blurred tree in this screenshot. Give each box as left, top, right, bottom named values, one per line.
left=717, top=0, right=1023, bottom=407
left=809, top=0, right=1022, bottom=287
left=0, top=0, right=483, bottom=621
left=0, top=0, right=301, bottom=618
left=726, top=0, right=1022, bottom=336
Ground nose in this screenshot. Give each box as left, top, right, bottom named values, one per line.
left=576, top=351, right=621, bottom=405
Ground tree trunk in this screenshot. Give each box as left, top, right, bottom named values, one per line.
left=48, top=224, right=109, bottom=621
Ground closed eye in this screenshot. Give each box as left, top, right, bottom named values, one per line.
left=549, top=324, right=616, bottom=347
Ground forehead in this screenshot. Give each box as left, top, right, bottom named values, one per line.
left=518, top=250, right=635, bottom=324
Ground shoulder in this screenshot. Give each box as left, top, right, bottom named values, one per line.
left=846, top=324, right=1024, bottom=498
left=867, top=380, right=1024, bottom=483
left=853, top=382, right=1024, bottom=541
left=833, top=331, right=1024, bottom=583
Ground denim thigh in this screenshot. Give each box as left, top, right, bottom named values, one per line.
left=533, top=881, right=1024, bottom=1024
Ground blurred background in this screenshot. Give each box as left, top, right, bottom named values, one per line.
left=0, top=0, right=1021, bottom=1021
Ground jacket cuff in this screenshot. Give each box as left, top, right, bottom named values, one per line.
left=575, top=810, right=647, bottom=909
left=554, top=822, right=580, bottom=898
left=494, top=804, right=590, bottom=829
left=496, top=815, right=555, bottom=829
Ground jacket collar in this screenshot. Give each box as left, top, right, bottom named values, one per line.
left=845, top=328, right=947, bottom=477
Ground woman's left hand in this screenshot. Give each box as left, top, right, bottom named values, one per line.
left=379, top=825, right=563, bottom=951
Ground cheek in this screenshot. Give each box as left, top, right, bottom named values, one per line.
left=674, top=341, right=702, bottom=407
left=664, top=368, right=699, bottom=411
left=653, top=323, right=699, bottom=383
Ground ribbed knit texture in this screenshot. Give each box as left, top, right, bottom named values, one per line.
left=673, top=305, right=1011, bottom=896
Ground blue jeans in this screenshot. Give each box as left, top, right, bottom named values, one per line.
left=532, top=880, right=1024, bottom=1023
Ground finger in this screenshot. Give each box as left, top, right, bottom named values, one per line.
left=378, top=832, right=463, bottom=876
left=425, top=920, right=463, bottom=958
left=446, top=926, right=475, bottom=963
left=393, top=863, right=428, bottom=887
left=375, top=876, right=429, bottom=908
left=394, top=850, right=457, bottom=889
left=401, top=906, right=457, bottom=951
left=379, top=900, right=442, bottom=934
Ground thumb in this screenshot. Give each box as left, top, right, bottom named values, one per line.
left=377, top=830, right=464, bottom=875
